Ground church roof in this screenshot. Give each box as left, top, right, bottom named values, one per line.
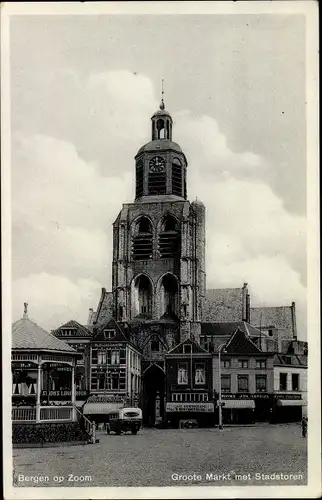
left=201, top=321, right=267, bottom=338
left=136, top=139, right=183, bottom=156
left=12, top=316, right=77, bottom=353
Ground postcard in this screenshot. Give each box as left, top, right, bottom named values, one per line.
left=1, top=1, right=320, bottom=499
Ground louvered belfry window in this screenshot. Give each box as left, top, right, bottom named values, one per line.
left=132, top=217, right=153, bottom=261
left=159, top=215, right=180, bottom=259
left=172, top=158, right=182, bottom=196
left=148, top=170, right=166, bottom=195
left=136, top=161, right=144, bottom=198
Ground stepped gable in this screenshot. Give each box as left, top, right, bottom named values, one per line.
left=13, top=316, right=76, bottom=353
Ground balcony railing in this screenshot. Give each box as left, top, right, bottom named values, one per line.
left=40, top=406, right=73, bottom=421
left=12, top=407, right=36, bottom=421
left=12, top=406, right=73, bottom=422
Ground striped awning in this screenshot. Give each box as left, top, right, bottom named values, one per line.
left=83, top=402, right=123, bottom=415
left=277, top=399, right=303, bottom=407
left=222, top=399, right=255, bottom=409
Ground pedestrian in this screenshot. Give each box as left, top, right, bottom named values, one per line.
left=301, top=416, right=307, bottom=437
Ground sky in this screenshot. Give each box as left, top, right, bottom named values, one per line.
left=10, top=13, right=307, bottom=337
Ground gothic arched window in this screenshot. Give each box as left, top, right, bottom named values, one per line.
left=132, top=217, right=153, bottom=261
left=160, top=274, right=179, bottom=318
left=132, top=274, right=153, bottom=318
left=158, top=214, right=180, bottom=259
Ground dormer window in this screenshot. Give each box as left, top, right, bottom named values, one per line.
left=61, top=328, right=77, bottom=336
left=183, top=344, right=192, bottom=354
left=104, top=329, right=116, bottom=339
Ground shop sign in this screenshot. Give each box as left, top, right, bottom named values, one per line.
left=166, top=402, right=214, bottom=413
left=41, top=390, right=89, bottom=398
left=274, top=393, right=302, bottom=400
left=222, top=393, right=270, bottom=400
left=12, top=362, right=37, bottom=369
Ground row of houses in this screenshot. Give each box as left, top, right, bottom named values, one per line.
left=12, top=301, right=307, bottom=429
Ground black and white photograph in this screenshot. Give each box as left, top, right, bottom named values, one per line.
left=1, top=1, right=320, bottom=499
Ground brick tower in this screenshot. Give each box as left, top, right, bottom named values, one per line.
left=111, top=97, right=206, bottom=423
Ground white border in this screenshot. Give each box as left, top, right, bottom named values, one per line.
left=1, top=1, right=320, bottom=499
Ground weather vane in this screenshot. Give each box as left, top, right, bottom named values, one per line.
left=160, top=78, right=165, bottom=110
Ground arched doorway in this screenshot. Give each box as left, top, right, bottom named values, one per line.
left=142, top=364, right=166, bottom=427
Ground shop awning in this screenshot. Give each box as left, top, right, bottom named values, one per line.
left=83, top=402, right=123, bottom=415
left=277, top=399, right=303, bottom=407
left=222, top=400, right=255, bottom=409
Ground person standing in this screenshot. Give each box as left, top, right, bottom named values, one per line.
left=301, top=416, right=308, bottom=437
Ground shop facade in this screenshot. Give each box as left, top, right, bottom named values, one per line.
left=165, top=339, right=213, bottom=427
left=213, top=328, right=275, bottom=425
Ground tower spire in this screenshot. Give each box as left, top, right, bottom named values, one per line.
left=160, top=78, right=165, bottom=110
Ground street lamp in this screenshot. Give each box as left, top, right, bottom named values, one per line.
left=218, top=343, right=227, bottom=430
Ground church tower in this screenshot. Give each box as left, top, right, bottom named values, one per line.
left=112, top=96, right=206, bottom=367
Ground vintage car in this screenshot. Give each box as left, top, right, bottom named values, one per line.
left=106, top=407, right=142, bottom=435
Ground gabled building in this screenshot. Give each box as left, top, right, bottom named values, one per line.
left=272, top=352, right=307, bottom=422
left=52, top=320, right=92, bottom=404
left=82, top=318, right=141, bottom=421
left=165, top=338, right=213, bottom=428
left=212, top=328, right=275, bottom=424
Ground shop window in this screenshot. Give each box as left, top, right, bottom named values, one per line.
left=256, top=359, right=266, bottom=369
left=151, top=340, right=160, bottom=352
left=221, top=359, right=231, bottom=369
left=111, top=351, right=120, bottom=365
left=221, top=375, right=231, bottom=392
left=238, top=359, right=249, bottom=368
left=292, top=373, right=299, bottom=391
left=177, top=364, right=188, bottom=385
left=256, top=375, right=267, bottom=392
left=195, top=364, right=205, bottom=385
left=279, top=373, right=287, bottom=391
left=97, top=351, right=107, bottom=365
left=237, top=375, right=249, bottom=392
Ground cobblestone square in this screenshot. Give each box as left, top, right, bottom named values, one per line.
left=13, top=423, right=307, bottom=488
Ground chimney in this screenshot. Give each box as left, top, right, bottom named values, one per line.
left=291, top=301, right=297, bottom=339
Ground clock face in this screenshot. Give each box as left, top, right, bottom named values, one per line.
left=149, top=156, right=165, bottom=173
